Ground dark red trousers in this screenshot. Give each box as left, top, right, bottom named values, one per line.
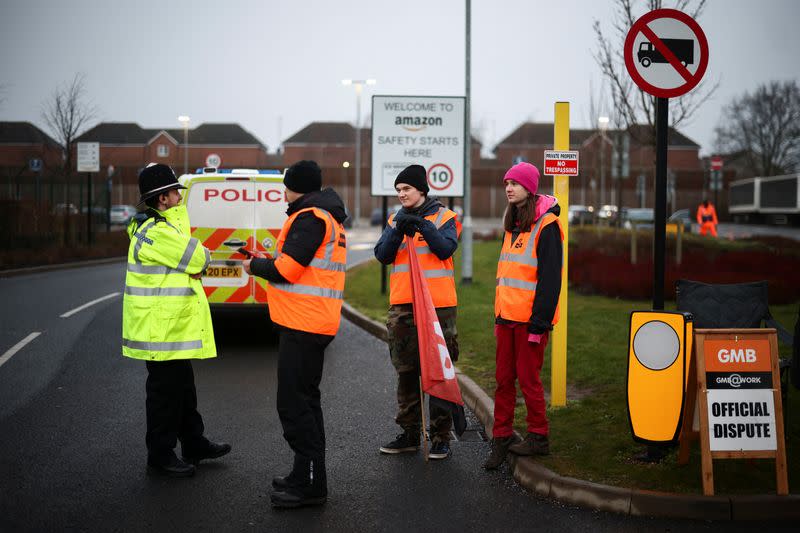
left=492, top=324, right=549, bottom=438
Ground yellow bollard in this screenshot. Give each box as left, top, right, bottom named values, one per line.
left=550, top=102, right=569, bottom=407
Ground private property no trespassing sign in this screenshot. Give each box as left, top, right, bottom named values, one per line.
left=543, top=150, right=579, bottom=176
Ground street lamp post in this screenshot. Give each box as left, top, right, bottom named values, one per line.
left=178, top=115, right=190, bottom=175
left=342, top=79, right=376, bottom=227
left=598, top=116, right=610, bottom=208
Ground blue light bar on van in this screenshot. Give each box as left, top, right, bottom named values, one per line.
left=195, top=167, right=282, bottom=175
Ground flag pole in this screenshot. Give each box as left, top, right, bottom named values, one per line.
left=419, top=377, right=429, bottom=462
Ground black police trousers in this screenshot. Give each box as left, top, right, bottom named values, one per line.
left=276, top=328, right=333, bottom=462
left=145, top=359, right=206, bottom=461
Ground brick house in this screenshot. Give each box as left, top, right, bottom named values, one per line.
left=0, top=122, right=62, bottom=176
left=0, top=122, right=64, bottom=202
left=73, top=122, right=275, bottom=204
left=491, top=122, right=707, bottom=215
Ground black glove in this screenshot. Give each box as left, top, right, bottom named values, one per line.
left=395, top=213, right=423, bottom=236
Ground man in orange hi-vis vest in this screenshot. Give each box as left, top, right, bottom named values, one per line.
left=244, top=160, right=347, bottom=509
left=374, top=164, right=461, bottom=461
left=696, top=199, right=718, bottom=237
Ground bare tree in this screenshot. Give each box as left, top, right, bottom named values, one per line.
left=41, top=73, right=96, bottom=243
left=714, top=80, right=800, bottom=176
left=593, top=0, right=718, bottom=147
left=42, top=73, right=96, bottom=178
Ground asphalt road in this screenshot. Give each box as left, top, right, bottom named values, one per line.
left=0, top=228, right=787, bottom=532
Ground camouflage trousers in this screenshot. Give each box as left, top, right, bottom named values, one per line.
left=386, top=304, right=459, bottom=443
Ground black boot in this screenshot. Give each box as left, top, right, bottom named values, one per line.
left=181, top=439, right=231, bottom=465
left=272, top=454, right=305, bottom=490
left=147, top=453, right=196, bottom=478
left=271, top=456, right=327, bottom=508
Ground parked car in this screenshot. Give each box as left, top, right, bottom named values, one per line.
left=110, top=204, right=138, bottom=225
left=568, top=204, right=594, bottom=225
left=668, top=208, right=693, bottom=233
left=623, top=207, right=655, bottom=229
left=52, top=203, right=78, bottom=215
left=81, top=205, right=108, bottom=217
left=596, top=204, right=619, bottom=224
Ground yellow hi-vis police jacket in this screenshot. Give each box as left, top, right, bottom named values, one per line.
left=122, top=205, right=216, bottom=361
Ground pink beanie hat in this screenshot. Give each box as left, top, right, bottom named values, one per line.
left=503, top=162, right=540, bottom=195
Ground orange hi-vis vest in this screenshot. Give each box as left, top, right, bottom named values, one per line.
left=495, top=212, right=564, bottom=324
left=266, top=207, right=347, bottom=336
left=388, top=207, right=460, bottom=308
left=696, top=204, right=717, bottom=224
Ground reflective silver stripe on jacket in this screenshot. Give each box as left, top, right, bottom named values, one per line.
left=270, top=283, right=344, bottom=300
left=498, top=253, right=538, bottom=267
left=126, top=264, right=180, bottom=275
left=496, top=277, right=537, bottom=291
left=124, top=286, right=195, bottom=296
left=132, top=219, right=157, bottom=264
left=202, top=247, right=211, bottom=271
left=392, top=264, right=454, bottom=278
left=309, top=257, right=346, bottom=272
left=314, top=209, right=346, bottom=271
left=398, top=243, right=431, bottom=255
left=176, top=238, right=200, bottom=272
left=432, top=207, right=447, bottom=227
left=122, top=338, right=203, bottom=351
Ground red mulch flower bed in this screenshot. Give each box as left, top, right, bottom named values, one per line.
left=569, top=230, right=800, bottom=304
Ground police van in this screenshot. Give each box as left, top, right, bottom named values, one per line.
left=179, top=167, right=287, bottom=307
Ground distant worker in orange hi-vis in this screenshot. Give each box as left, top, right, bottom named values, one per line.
left=696, top=199, right=718, bottom=237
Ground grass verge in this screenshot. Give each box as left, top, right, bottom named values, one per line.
left=345, top=239, right=799, bottom=494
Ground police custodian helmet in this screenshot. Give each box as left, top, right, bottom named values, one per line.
left=138, top=163, right=186, bottom=204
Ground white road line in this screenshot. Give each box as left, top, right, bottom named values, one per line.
left=0, top=332, right=41, bottom=369
left=60, top=292, right=121, bottom=318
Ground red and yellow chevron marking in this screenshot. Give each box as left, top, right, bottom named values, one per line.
left=193, top=226, right=281, bottom=305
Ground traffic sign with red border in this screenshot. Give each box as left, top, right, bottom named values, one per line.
left=624, top=9, right=709, bottom=99
left=710, top=156, right=723, bottom=171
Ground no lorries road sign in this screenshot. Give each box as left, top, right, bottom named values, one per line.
left=624, top=9, right=709, bottom=99
left=543, top=150, right=579, bottom=176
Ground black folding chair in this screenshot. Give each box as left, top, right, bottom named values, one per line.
left=675, top=279, right=796, bottom=421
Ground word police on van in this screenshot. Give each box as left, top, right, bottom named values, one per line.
left=179, top=167, right=287, bottom=307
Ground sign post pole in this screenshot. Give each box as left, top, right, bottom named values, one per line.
left=550, top=102, right=570, bottom=407
left=653, top=97, right=668, bottom=309
left=86, top=172, right=93, bottom=246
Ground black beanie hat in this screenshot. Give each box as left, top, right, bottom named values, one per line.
left=394, top=164, right=429, bottom=193
left=284, top=160, right=322, bottom=193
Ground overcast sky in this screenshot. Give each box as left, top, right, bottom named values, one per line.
left=1, top=0, right=798, bottom=157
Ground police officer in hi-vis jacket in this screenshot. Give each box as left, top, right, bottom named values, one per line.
left=123, top=163, right=231, bottom=478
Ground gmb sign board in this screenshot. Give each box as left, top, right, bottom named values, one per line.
left=703, top=338, right=776, bottom=451
left=371, top=95, right=465, bottom=197
left=690, top=329, right=788, bottom=495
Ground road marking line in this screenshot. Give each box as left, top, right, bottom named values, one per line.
left=0, top=332, right=41, bottom=369
left=60, top=292, right=121, bottom=318
left=349, top=243, right=374, bottom=251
